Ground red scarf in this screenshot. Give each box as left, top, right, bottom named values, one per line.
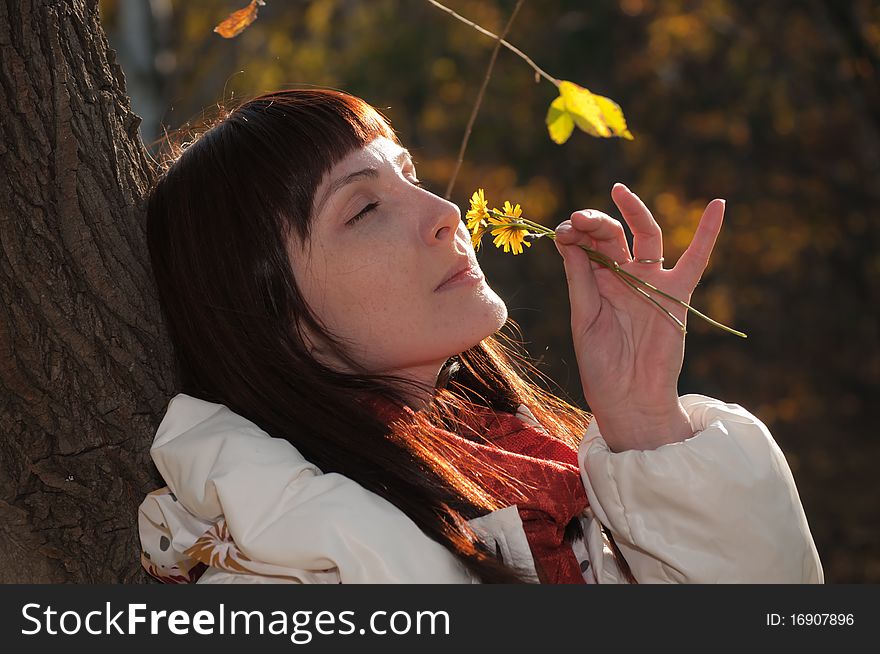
left=365, top=396, right=589, bottom=584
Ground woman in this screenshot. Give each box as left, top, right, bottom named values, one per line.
left=138, top=88, right=823, bottom=584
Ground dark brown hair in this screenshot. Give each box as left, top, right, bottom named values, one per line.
left=146, top=88, right=636, bottom=583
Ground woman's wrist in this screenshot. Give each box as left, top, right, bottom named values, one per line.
left=592, top=399, right=693, bottom=453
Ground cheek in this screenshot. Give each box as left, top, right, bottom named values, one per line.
left=314, top=244, right=421, bottom=331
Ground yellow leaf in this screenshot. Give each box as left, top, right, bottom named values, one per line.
left=593, top=94, right=634, bottom=140
left=546, top=95, right=575, bottom=144
left=214, top=0, right=266, bottom=39
left=559, top=81, right=611, bottom=138
left=550, top=80, right=635, bottom=143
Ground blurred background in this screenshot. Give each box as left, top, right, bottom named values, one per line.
left=99, top=0, right=879, bottom=582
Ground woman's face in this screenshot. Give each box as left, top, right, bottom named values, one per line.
left=287, top=136, right=508, bottom=399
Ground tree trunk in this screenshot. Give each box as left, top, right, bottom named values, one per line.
left=0, top=0, right=173, bottom=582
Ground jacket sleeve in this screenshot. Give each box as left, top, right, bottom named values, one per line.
left=577, top=393, right=824, bottom=583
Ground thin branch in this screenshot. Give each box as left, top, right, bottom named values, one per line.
left=426, top=0, right=558, bottom=86
left=444, top=0, right=525, bottom=199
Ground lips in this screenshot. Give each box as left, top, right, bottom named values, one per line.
left=435, top=258, right=477, bottom=291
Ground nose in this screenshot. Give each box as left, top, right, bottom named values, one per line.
left=426, top=197, right=462, bottom=245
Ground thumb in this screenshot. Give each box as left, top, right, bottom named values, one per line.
left=555, top=222, right=601, bottom=332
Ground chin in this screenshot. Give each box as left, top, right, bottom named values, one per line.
left=431, top=287, right=508, bottom=356
left=479, top=284, right=508, bottom=330
left=463, top=297, right=507, bottom=350
left=490, top=300, right=508, bottom=332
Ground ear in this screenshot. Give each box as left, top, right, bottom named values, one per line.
left=296, top=321, right=355, bottom=373
left=302, top=327, right=328, bottom=356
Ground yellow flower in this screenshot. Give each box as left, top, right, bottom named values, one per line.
left=498, top=200, right=523, bottom=221
left=471, top=225, right=488, bottom=251
left=465, top=188, right=489, bottom=235
left=492, top=225, right=532, bottom=254
left=489, top=224, right=532, bottom=255
left=466, top=191, right=533, bottom=254
left=488, top=201, right=522, bottom=229
left=487, top=199, right=531, bottom=255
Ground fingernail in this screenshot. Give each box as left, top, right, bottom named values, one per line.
left=556, top=222, right=573, bottom=235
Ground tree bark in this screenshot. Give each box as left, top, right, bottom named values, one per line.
left=0, top=0, right=173, bottom=582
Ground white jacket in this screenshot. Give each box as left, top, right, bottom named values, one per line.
left=137, top=393, right=824, bottom=584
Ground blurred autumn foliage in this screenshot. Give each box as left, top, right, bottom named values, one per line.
left=100, top=0, right=880, bottom=582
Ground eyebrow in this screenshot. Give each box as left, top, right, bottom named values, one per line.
left=314, top=148, right=414, bottom=219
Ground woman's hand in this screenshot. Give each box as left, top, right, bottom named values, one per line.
left=554, top=183, right=726, bottom=453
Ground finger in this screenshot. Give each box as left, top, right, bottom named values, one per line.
left=554, top=223, right=602, bottom=334
left=673, top=199, right=725, bottom=284
left=610, top=183, right=663, bottom=263
left=556, top=210, right=632, bottom=265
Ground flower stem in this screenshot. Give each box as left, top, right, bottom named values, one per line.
left=613, top=267, right=747, bottom=338
left=480, top=212, right=747, bottom=338
left=609, top=267, right=687, bottom=332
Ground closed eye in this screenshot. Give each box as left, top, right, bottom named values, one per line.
left=347, top=201, right=380, bottom=225
left=346, top=179, right=425, bottom=226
